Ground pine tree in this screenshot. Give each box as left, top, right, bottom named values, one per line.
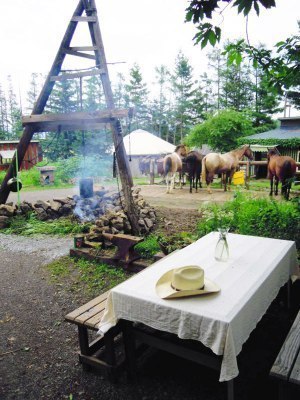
left=124, top=64, right=149, bottom=131
left=150, top=65, right=170, bottom=138
left=45, top=78, right=80, bottom=160
left=170, top=51, right=197, bottom=143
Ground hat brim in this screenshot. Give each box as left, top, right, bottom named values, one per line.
left=156, top=268, right=220, bottom=299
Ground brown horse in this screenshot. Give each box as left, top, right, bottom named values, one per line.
left=202, top=144, right=253, bottom=193
left=163, top=144, right=187, bottom=193
left=185, top=150, right=203, bottom=193
left=267, top=148, right=296, bottom=200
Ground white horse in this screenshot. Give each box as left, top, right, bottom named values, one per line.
left=163, top=144, right=187, bottom=193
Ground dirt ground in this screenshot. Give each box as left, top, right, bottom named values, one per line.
left=1, top=187, right=300, bottom=400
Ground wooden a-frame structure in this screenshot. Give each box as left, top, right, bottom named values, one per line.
left=0, top=0, right=140, bottom=234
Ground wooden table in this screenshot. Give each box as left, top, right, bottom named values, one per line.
left=98, top=232, right=299, bottom=399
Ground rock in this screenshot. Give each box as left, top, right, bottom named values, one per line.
left=33, top=200, right=51, bottom=210
left=144, top=218, right=154, bottom=229
left=0, top=204, right=16, bottom=217
left=0, top=215, right=9, bottom=229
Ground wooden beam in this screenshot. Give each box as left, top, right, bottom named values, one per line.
left=23, top=122, right=109, bottom=133
left=63, top=48, right=96, bottom=60
left=71, top=16, right=97, bottom=22
left=22, top=109, right=129, bottom=126
left=82, top=0, right=140, bottom=235
left=69, top=46, right=98, bottom=51
left=50, top=68, right=104, bottom=81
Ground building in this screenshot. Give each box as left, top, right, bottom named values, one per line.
left=243, top=117, right=300, bottom=177
left=0, top=140, right=43, bottom=171
left=123, top=129, right=175, bottom=177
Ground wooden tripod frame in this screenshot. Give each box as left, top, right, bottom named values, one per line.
left=0, top=0, right=140, bottom=235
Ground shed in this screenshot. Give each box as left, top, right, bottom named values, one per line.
left=244, top=117, right=300, bottom=177
left=0, top=140, right=42, bottom=171
left=123, top=130, right=175, bottom=177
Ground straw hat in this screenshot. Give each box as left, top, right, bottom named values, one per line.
left=156, top=265, right=220, bottom=299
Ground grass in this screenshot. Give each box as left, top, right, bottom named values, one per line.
left=2, top=213, right=91, bottom=236
left=46, top=256, right=132, bottom=295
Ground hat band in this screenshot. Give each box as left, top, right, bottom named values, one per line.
left=171, top=283, right=205, bottom=292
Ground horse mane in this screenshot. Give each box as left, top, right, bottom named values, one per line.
left=175, top=144, right=184, bottom=152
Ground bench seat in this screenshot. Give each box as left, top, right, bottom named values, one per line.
left=65, top=290, right=123, bottom=380
left=270, top=310, right=300, bottom=399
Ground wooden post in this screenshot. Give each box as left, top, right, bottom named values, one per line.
left=0, top=0, right=141, bottom=236
left=149, top=159, right=155, bottom=184
left=83, top=0, right=140, bottom=234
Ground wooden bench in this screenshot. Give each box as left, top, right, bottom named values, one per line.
left=65, top=290, right=123, bottom=381
left=270, top=309, right=300, bottom=399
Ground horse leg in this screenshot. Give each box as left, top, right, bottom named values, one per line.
left=269, top=176, right=273, bottom=196
left=170, top=173, right=176, bottom=193
left=274, top=177, right=279, bottom=196
left=223, top=174, right=227, bottom=192
left=165, top=174, right=170, bottom=194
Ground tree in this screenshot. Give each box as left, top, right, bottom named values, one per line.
left=124, top=63, right=149, bottom=130
left=170, top=51, right=198, bottom=143
left=186, top=109, right=254, bottom=152
left=45, top=78, right=81, bottom=160
left=185, top=1, right=276, bottom=48
left=185, top=1, right=299, bottom=103
left=150, top=65, right=170, bottom=138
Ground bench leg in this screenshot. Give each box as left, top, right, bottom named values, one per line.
left=78, top=325, right=90, bottom=355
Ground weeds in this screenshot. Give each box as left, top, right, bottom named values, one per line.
left=46, top=256, right=131, bottom=295
left=3, top=213, right=91, bottom=236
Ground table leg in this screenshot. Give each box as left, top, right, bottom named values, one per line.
left=121, top=320, right=137, bottom=382
left=227, top=379, right=234, bottom=400
left=286, top=278, right=291, bottom=311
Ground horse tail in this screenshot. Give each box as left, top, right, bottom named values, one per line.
left=164, top=156, right=172, bottom=177
left=201, top=156, right=207, bottom=184
left=282, top=160, right=295, bottom=179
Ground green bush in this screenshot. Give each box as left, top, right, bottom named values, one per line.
left=135, top=235, right=161, bottom=258
left=197, top=193, right=300, bottom=248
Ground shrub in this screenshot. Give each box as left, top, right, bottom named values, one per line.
left=197, top=193, right=300, bottom=248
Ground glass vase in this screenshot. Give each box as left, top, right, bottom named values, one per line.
left=215, top=228, right=229, bottom=262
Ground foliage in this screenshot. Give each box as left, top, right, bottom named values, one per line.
left=238, top=137, right=300, bottom=148
left=224, top=32, right=300, bottom=97
left=134, top=234, right=161, bottom=259
left=185, top=1, right=276, bottom=48
left=2, top=213, right=91, bottom=236
left=186, top=109, right=254, bottom=151
left=197, top=192, right=300, bottom=247
left=54, top=155, right=113, bottom=183
left=46, top=256, right=130, bottom=295
left=156, top=232, right=196, bottom=255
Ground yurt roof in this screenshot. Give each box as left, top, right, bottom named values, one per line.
left=123, top=129, right=175, bottom=156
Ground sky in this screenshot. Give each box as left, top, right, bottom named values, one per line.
left=0, top=0, right=299, bottom=115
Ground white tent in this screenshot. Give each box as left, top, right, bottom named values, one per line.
left=123, top=129, right=175, bottom=156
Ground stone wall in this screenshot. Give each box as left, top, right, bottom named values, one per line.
left=0, top=187, right=157, bottom=237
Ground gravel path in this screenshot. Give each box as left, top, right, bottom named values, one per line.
left=1, top=232, right=299, bottom=400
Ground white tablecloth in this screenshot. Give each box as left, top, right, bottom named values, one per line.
left=98, top=232, right=299, bottom=381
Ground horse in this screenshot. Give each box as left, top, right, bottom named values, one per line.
left=163, top=144, right=187, bottom=193
left=185, top=150, right=203, bottom=193
left=201, top=144, right=253, bottom=194
left=267, top=148, right=297, bottom=200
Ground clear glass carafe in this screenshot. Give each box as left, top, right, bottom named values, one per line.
left=215, top=228, right=229, bottom=262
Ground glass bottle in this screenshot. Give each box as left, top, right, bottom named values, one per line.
left=215, top=228, right=229, bottom=262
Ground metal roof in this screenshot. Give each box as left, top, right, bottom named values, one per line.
left=245, top=127, right=300, bottom=140
left=250, top=144, right=278, bottom=152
